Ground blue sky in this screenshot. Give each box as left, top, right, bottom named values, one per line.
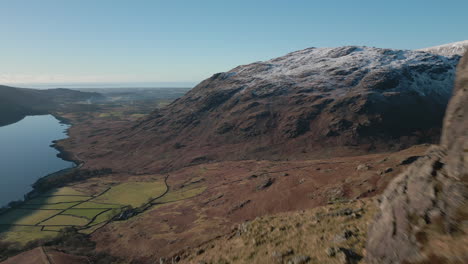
left=0, top=0, right=466, bottom=88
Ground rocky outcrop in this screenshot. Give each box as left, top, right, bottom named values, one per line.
left=365, top=52, right=468, bottom=263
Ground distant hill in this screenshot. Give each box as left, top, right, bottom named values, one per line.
left=418, top=40, right=468, bottom=56
left=0, top=85, right=103, bottom=126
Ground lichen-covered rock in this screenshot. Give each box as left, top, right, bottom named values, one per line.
left=365, top=52, right=468, bottom=263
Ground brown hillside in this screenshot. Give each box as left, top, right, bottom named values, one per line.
left=58, top=47, right=459, bottom=174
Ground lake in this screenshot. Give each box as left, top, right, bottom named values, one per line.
left=0, top=115, right=74, bottom=207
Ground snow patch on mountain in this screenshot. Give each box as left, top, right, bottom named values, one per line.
left=418, top=40, right=468, bottom=56
left=223, top=46, right=458, bottom=98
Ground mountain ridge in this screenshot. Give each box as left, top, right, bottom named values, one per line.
left=418, top=40, right=468, bottom=56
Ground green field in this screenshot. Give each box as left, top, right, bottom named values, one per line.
left=41, top=215, right=89, bottom=226
left=24, top=195, right=90, bottom=205
left=0, top=178, right=205, bottom=245
left=87, top=209, right=119, bottom=226
left=93, top=181, right=167, bottom=207
left=0, top=226, right=57, bottom=244
left=0, top=209, right=61, bottom=225
left=43, top=226, right=69, bottom=232
left=74, top=201, right=122, bottom=209
left=20, top=202, right=81, bottom=210
left=62, top=208, right=108, bottom=219
left=40, top=215, right=89, bottom=226
left=40, top=187, right=89, bottom=196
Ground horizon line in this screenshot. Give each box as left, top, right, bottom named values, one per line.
left=1, top=82, right=197, bottom=89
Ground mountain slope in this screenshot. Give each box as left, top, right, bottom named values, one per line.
left=418, top=40, right=468, bottom=56
left=65, top=46, right=460, bottom=173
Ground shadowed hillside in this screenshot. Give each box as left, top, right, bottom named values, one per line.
left=0, top=85, right=103, bottom=126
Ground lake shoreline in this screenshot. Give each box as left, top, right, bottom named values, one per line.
left=50, top=114, right=83, bottom=165
left=25, top=114, right=83, bottom=199
left=0, top=114, right=79, bottom=209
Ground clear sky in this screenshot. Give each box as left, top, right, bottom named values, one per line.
left=1, top=0, right=467, bottom=88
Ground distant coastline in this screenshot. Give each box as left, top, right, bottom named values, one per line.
left=2, top=82, right=196, bottom=89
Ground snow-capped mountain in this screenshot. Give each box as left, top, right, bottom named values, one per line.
left=418, top=40, right=468, bottom=56
left=83, top=46, right=461, bottom=171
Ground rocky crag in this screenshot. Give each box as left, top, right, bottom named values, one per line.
left=366, top=52, right=468, bottom=263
